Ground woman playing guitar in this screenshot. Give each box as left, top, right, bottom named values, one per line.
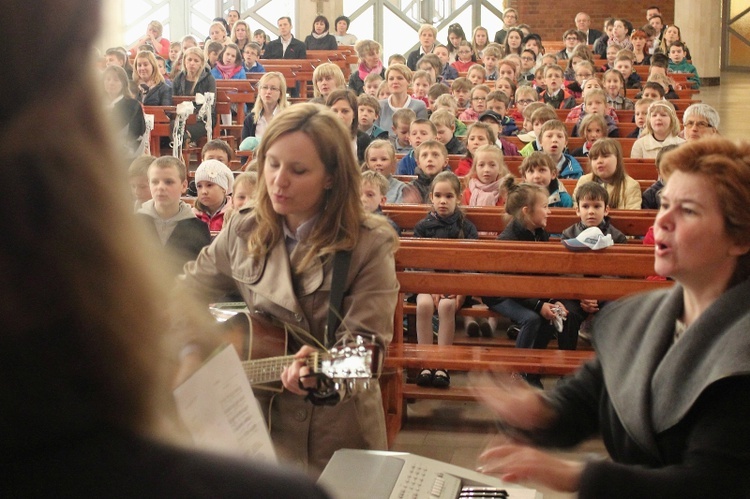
left=182, top=103, right=399, bottom=476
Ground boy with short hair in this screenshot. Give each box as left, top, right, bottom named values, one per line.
left=128, top=155, right=156, bottom=211
left=558, top=29, right=585, bottom=60
left=137, top=157, right=211, bottom=273
left=511, top=85, right=539, bottom=124
left=361, top=170, right=401, bottom=234
left=363, top=73, right=383, bottom=97
left=202, top=139, right=234, bottom=165
left=563, top=182, right=627, bottom=241
left=482, top=45, right=503, bottom=80
left=519, top=105, right=557, bottom=155
left=560, top=181, right=627, bottom=346
left=539, top=65, right=576, bottom=109
left=467, top=64, right=487, bottom=86
left=668, top=41, right=700, bottom=88
left=641, top=143, right=680, bottom=209
left=537, top=120, right=583, bottom=179
left=430, top=108, right=466, bottom=154
left=519, top=151, right=573, bottom=207
left=242, top=42, right=265, bottom=73
left=427, top=82, right=451, bottom=110
left=358, top=94, right=389, bottom=139
left=450, top=77, right=473, bottom=109
left=389, top=108, right=417, bottom=154
left=639, top=81, right=666, bottom=101
left=629, top=97, right=654, bottom=138
left=518, top=48, right=537, bottom=83
left=614, top=52, right=642, bottom=89
left=433, top=45, right=459, bottom=82
left=432, top=94, right=467, bottom=136
left=396, top=119, right=437, bottom=175
left=388, top=54, right=407, bottom=66
left=402, top=140, right=449, bottom=203
left=204, top=41, right=223, bottom=68
left=485, top=91, right=518, bottom=136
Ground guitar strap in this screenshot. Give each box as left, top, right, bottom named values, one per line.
left=326, top=250, right=352, bottom=348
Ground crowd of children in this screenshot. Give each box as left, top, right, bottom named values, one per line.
left=113, top=11, right=707, bottom=389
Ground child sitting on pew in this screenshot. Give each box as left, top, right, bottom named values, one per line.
left=128, top=155, right=155, bottom=212
left=396, top=119, right=437, bottom=175
left=628, top=97, right=654, bottom=138
left=574, top=138, right=642, bottom=209
left=363, top=73, right=383, bottom=97
left=484, top=91, right=518, bottom=136
left=603, top=68, right=635, bottom=111
left=631, top=100, right=685, bottom=159
left=455, top=122, right=495, bottom=176
left=357, top=93, right=389, bottom=140
left=458, top=84, right=490, bottom=122
left=571, top=89, right=619, bottom=138
left=364, top=139, right=405, bottom=203
left=432, top=94, right=466, bottom=136
left=482, top=176, right=567, bottom=388
left=519, top=152, right=573, bottom=208
left=414, top=171, right=478, bottom=388
left=569, top=114, right=606, bottom=157
left=537, top=120, right=583, bottom=179
left=559, top=182, right=627, bottom=346
left=402, top=140, right=450, bottom=203
left=642, top=143, right=680, bottom=209
left=477, top=112, right=521, bottom=157
left=519, top=105, right=557, bottom=156
left=389, top=108, right=416, bottom=154
left=192, top=159, right=235, bottom=232
left=430, top=109, right=466, bottom=155
left=136, top=157, right=210, bottom=273
left=360, top=170, right=400, bottom=235
left=461, top=144, right=508, bottom=206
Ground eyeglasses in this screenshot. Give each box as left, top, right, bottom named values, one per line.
left=516, top=99, right=535, bottom=105
left=458, top=50, right=472, bottom=54
left=472, top=97, right=487, bottom=101
left=575, top=73, right=593, bottom=79
left=520, top=56, right=534, bottom=61
left=259, top=85, right=280, bottom=92
left=684, top=120, right=711, bottom=129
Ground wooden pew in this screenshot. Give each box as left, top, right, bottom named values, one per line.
left=380, top=239, right=671, bottom=443
left=382, top=205, right=656, bottom=237
left=505, top=136, right=637, bottom=157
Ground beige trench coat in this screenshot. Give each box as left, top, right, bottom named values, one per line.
left=182, top=209, right=399, bottom=475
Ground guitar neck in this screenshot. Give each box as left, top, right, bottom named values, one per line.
left=242, top=353, right=319, bottom=385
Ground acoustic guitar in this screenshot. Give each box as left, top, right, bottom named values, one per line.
left=210, top=303, right=380, bottom=388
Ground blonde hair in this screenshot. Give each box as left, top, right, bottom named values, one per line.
left=313, top=62, right=346, bottom=98
left=251, top=72, right=288, bottom=124
left=365, top=139, right=396, bottom=167
left=645, top=100, right=680, bottom=137
left=361, top=170, right=389, bottom=196
left=251, top=104, right=396, bottom=271
left=468, top=144, right=508, bottom=181
left=133, top=50, right=165, bottom=86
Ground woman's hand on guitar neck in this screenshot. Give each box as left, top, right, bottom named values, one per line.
left=281, top=345, right=318, bottom=395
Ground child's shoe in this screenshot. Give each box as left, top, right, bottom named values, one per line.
left=432, top=369, right=450, bottom=388
left=416, top=369, right=434, bottom=387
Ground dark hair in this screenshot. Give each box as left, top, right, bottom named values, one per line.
left=447, top=23, right=467, bottom=50
left=326, top=88, right=359, bottom=138
left=334, top=15, right=350, bottom=29
left=643, top=81, right=666, bottom=97
left=669, top=40, right=686, bottom=52
left=655, top=143, right=680, bottom=171
left=650, top=53, right=669, bottom=68
left=312, top=15, right=330, bottom=32
left=202, top=139, right=234, bottom=162
left=278, top=16, right=292, bottom=25
left=575, top=182, right=609, bottom=206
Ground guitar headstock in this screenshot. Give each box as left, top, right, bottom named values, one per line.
left=313, top=336, right=381, bottom=384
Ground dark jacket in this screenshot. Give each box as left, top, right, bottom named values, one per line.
left=171, top=68, right=217, bottom=125
left=586, top=28, right=603, bottom=45
left=561, top=218, right=627, bottom=243
left=414, top=210, right=478, bottom=240
left=348, top=67, right=385, bottom=95
left=112, top=96, right=145, bottom=155
left=137, top=210, right=211, bottom=273
left=406, top=48, right=432, bottom=71
left=641, top=179, right=664, bottom=209
left=262, top=37, right=307, bottom=59
left=498, top=218, right=548, bottom=243
left=304, top=34, right=337, bottom=51
left=137, top=81, right=172, bottom=106
left=532, top=281, right=750, bottom=498
left=445, top=135, right=466, bottom=155
left=356, top=130, right=371, bottom=163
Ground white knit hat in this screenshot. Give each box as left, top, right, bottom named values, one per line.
left=194, top=160, right=234, bottom=194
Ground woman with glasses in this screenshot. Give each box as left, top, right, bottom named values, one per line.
left=241, top=72, right=288, bottom=144
left=682, top=103, right=719, bottom=142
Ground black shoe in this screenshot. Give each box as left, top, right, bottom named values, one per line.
left=479, top=320, right=494, bottom=338
left=523, top=373, right=544, bottom=390
left=507, top=324, right=520, bottom=340
left=432, top=369, right=450, bottom=388
left=466, top=321, right=480, bottom=337
left=416, top=369, right=434, bottom=387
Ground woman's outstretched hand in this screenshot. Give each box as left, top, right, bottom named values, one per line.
left=478, top=443, right=584, bottom=492
left=469, top=371, right=556, bottom=431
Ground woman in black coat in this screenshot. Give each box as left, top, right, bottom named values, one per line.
left=103, top=65, right=145, bottom=158
left=304, top=15, right=338, bottom=51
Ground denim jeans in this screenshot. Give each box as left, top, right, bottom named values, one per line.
left=487, top=298, right=555, bottom=349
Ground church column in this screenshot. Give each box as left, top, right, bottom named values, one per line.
left=674, top=0, right=721, bottom=85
